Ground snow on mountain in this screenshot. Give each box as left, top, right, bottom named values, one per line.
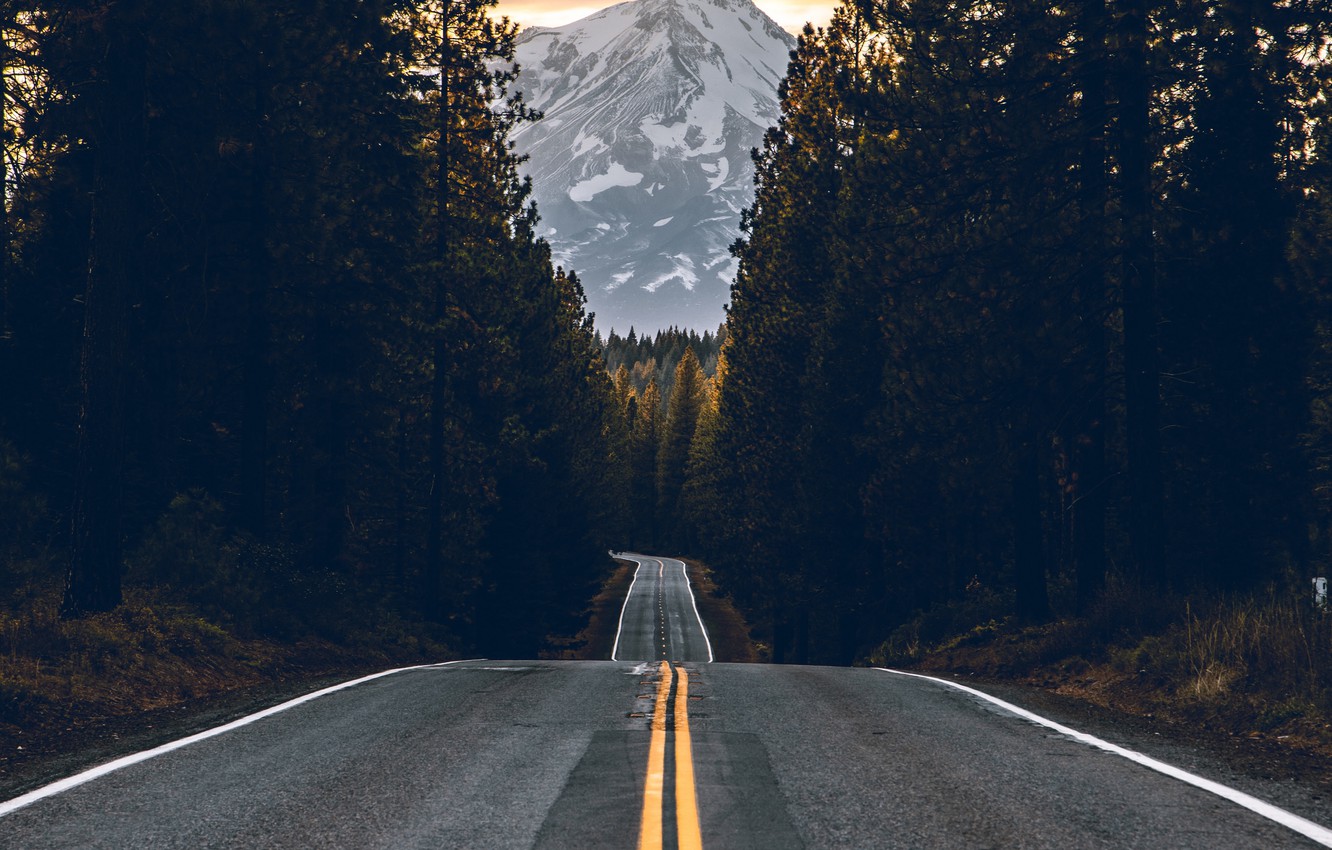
left=509, top=0, right=795, bottom=333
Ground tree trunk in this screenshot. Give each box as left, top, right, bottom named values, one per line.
left=0, top=40, right=9, bottom=347
left=395, top=407, right=409, bottom=587
left=240, top=75, right=271, bottom=536
left=64, top=16, right=147, bottom=617
left=1116, top=0, right=1165, bottom=589
left=426, top=338, right=450, bottom=616
left=1075, top=0, right=1108, bottom=612
left=425, top=21, right=453, bottom=621
left=312, top=315, right=349, bottom=572
left=0, top=41, right=11, bottom=426
left=1013, top=436, right=1051, bottom=622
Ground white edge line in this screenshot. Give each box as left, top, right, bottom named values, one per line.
left=610, top=553, right=644, bottom=662
left=0, top=659, right=477, bottom=819
left=676, top=558, right=715, bottom=663
left=875, top=667, right=1332, bottom=848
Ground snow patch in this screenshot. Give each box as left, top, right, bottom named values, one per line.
left=701, top=157, right=730, bottom=192
left=714, top=256, right=740, bottom=283
left=569, top=161, right=644, bottom=202
left=573, top=132, right=607, bottom=157
left=643, top=256, right=699, bottom=292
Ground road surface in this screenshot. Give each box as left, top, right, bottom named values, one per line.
left=611, top=553, right=713, bottom=663
left=2, top=553, right=1330, bottom=848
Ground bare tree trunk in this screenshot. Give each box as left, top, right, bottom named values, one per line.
left=1116, top=0, right=1165, bottom=589
left=64, top=16, right=147, bottom=617
left=241, top=74, right=271, bottom=536
left=1075, top=0, right=1108, bottom=612
left=425, top=14, right=452, bottom=620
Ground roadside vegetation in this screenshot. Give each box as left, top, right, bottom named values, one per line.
left=0, top=487, right=450, bottom=782
left=875, top=588, right=1332, bottom=754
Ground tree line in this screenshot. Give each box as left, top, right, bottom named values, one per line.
left=601, top=325, right=724, bottom=399
left=653, top=0, right=1332, bottom=664
left=0, top=0, right=617, bottom=657
left=602, top=339, right=718, bottom=556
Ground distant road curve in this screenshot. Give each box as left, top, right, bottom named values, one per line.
left=611, top=552, right=713, bottom=663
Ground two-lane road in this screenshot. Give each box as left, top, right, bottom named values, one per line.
left=611, top=554, right=713, bottom=663
left=3, top=553, right=1331, bottom=848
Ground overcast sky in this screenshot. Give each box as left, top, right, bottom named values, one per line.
left=494, top=0, right=836, bottom=34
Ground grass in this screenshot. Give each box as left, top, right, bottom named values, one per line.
left=880, top=586, right=1332, bottom=755
left=0, top=582, right=451, bottom=783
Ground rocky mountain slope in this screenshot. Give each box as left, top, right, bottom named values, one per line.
left=510, top=0, right=794, bottom=332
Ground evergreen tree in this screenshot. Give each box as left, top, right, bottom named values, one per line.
left=630, top=379, right=662, bottom=547
left=657, top=346, right=705, bottom=549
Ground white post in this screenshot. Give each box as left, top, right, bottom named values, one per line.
left=1315, top=577, right=1328, bottom=611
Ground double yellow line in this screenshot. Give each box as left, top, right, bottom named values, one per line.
left=638, top=661, right=702, bottom=850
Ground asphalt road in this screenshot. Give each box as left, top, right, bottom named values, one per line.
left=3, top=555, right=1331, bottom=848
left=611, top=553, right=713, bottom=663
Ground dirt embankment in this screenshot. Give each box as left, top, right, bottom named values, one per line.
left=678, top=558, right=761, bottom=663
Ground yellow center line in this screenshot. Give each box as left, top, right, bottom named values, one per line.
left=638, top=661, right=704, bottom=850
left=638, top=661, right=672, bottom=850
left=674, top=665, right=703, bottom=850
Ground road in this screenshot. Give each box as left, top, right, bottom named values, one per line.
left=611, top=554, right=713, bottom=663
left=2, top=554, right=1330, bottom=848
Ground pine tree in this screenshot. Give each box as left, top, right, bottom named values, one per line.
left=657, top=346, right=705, bottom=549
left=630, top=379, right=662, bottom=547
left=59, top=0, right=153, bottom=616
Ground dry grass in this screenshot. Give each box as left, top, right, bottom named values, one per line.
left=0, top=585, right=443, bottom=756
left=899, top=588, right=1332, bottom=755
left=1185, top=662, right=1241, bottom=701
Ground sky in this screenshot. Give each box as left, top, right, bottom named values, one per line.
left=494, top=0, right=836, bottom=34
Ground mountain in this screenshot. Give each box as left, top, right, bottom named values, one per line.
left=509, top=0, right=795, bottom=333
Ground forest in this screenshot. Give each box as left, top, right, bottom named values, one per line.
left=0, top=0, right=620, bottom=664
left=616, top=0, right=1332, bottom=701
left=601, top=326, right=723, bottom=398
left=3, top=0, right=1332, bottom=743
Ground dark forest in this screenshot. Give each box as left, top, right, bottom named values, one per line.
left=2, top=0, right=1332, bottom=740
left=0, top=0, right=617, bottom=662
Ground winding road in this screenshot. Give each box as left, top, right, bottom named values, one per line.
left=612, top=554, right=713, bottom=663
left=2, top=552, right=1330, bottom=848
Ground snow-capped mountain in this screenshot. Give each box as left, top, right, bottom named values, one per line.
left=510, top=0, right=795, bottom=333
